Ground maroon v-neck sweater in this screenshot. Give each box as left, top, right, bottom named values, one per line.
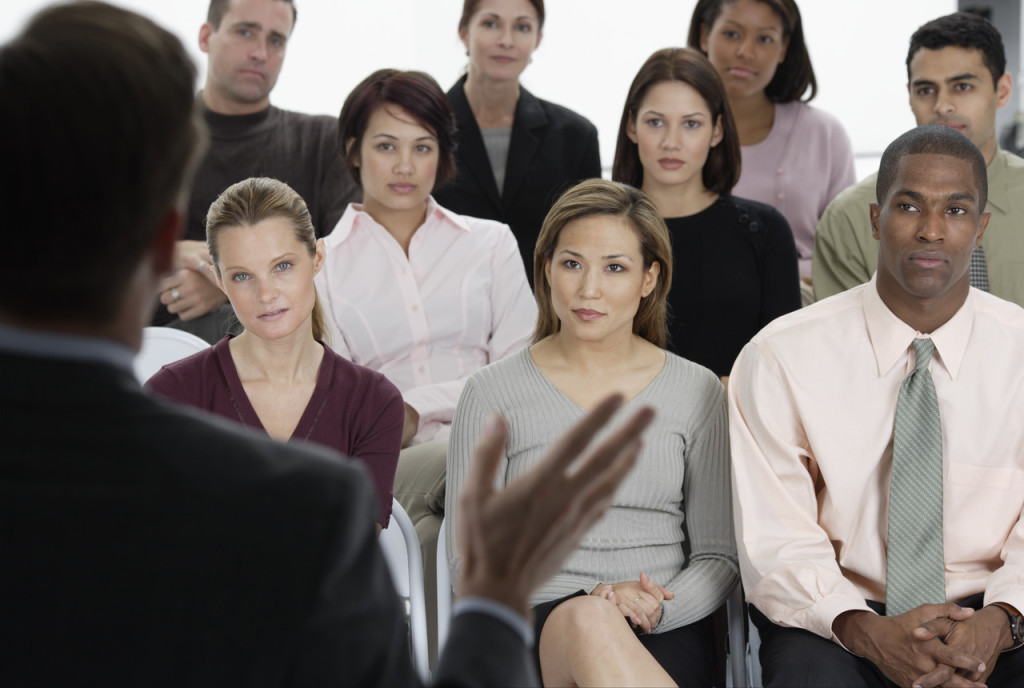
left=146, top=337, right=403, bottom=525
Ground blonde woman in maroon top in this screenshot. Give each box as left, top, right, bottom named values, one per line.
left=146, top=177, right=403, bottom=529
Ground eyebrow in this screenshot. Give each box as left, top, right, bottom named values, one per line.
left=223, top=251, right=299, bottom=273
left=640, top=108, right=705, bottom=118
left=893, top=189, right=977, bottom=203
left=227, top=20, right=288, bottom=40
left=370, top=133, right=437, bottom=142
left=911, top=72, right=980, bottom=88
left=481, top=12, right=536, bottom=22
left=559, top=249, right=635, bottom=261
left=721, top=19, right=782, bottom=32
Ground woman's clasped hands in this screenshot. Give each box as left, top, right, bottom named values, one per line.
left=591, top=572, right=675, bottom=634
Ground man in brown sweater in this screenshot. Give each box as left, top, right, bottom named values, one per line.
left=155, top=0, right=357, bottom=341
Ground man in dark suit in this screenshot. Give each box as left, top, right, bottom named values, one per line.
left=0, top=3, right=649, bottom=685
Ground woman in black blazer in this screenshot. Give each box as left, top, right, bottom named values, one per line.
left=433, top=0, right=601, bottom=286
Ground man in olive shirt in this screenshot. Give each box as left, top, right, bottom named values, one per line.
left=813, top=12, right=1024, bottom=307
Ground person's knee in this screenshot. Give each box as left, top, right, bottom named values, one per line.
left=545, top=594, right=627, bottom=639
left=759, top=627, right=877, bottom=688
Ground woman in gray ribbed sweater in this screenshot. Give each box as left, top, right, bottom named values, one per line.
left=446, top=180, right=738, bottom=687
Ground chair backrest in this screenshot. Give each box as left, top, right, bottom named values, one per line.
left=379, top=499, right=430, bottom=682
left=436, top=517, right=452, bottom=650
left=134, top=327, right=209, bottom=383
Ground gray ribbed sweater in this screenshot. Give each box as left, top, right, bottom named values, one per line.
left=445, top=348, right=738, bottom=632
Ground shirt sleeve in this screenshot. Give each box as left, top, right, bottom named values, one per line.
left=444, top=377, right=508, bottom=588
left=144, top=362, right=198, bottom=406
left=349, top=375, right=405, bottom=527
left=984, top=502, right=1024, bottom=613
left=728, top=341, right=873, bottom=640
left=758, top=209, right=802, bottom=328
left=656, top=381, right=740, bottom=631
left=579, top=124, right=602, bottom=180
left=812, top=192, right=875, bottom=301
left=823, top=118, right=856, bottom=215
left=402, top=225, right=536, bottom=428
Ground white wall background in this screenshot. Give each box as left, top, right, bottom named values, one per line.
left=1, top=0, right=960, bottom=179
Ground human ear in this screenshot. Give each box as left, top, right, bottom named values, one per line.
left=996, top=72, right=1013, bottom=109
left=869, top=203, right=882, bottom=241
left=626, top=113, right=638, bottom=144
left=641, top=261, right=661, bottom=298
left=198, top=23, right=213, bottom=54
left=311, top=238, right=326, bottom=276
left=710, top=115, right=724, bottom=148
left=699, top=23, right=710, bottom=53
left=345, top=137, right=359, bottom=167
left=976, top=211, right=991, bottom=246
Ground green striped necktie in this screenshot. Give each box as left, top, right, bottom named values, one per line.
left=886, top=337, right=946, bottom=617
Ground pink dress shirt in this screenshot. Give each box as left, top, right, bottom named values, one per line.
left=728, top=278, right=1024, bottom=641
left=732, top=101, right=855, bottom=278
left=314, top=198, right=537, bottom=445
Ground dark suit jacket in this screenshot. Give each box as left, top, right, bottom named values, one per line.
left=0, top=350, right=534, bottom=687
left=433, top=76, right=601, bottom=285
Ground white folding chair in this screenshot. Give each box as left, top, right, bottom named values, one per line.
left=436, top=517, right=452, bottom=654
left=133, top=326, right=209, bottom=383
left=379, top=499, right=430, bottom=682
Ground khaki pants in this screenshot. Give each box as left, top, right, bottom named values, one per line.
left=393, top=440, right=447, bottom=667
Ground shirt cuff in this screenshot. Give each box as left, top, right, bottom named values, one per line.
left=453, top=596, right=534, bottom=646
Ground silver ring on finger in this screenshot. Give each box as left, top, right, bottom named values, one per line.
left=197, top=259, right=207, bottom=271
left=170, top=287, right=181, bottom=301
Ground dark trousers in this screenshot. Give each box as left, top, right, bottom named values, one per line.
left=751, top=596, right=1024, bottom=688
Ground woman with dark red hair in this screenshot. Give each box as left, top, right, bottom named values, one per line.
left=314, top=68, right=537, bottom=567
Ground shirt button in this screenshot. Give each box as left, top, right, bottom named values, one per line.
left=777, top=192, right=785, bottom=200
left=419, top=366, right=425, bottom=373
left=776, top=167, right=783, bottom=174
left=411, top=304, right=419, bottom=312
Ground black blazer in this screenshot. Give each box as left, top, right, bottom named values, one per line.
left=434, top=76, right=601, bottom=285
left=0, top=351, right=534, bottom=687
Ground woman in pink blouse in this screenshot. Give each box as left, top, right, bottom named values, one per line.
left=688, top=0, right=855, bottom=291
left=146, top=177, right=404, bottom=530
left=314, top=68, right=537, bottom=565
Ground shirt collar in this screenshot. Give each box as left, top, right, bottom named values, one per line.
left=864, top=275, right=975, bottom=380
left=0, top=322, right=135, bottom=373
left=325, top=196, right=472, bottom=247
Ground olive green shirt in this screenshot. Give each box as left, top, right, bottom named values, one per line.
left=813, top=147, right=1024, bottom=308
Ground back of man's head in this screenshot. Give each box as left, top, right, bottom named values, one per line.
left=876, top=123, right=988, bottom=209
left=907, top=11, right=1006, bottom=86
left=0, top=1, right=206, bottom=326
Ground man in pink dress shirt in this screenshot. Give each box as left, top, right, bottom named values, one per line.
left=729, top=124, right=1024, bottom=687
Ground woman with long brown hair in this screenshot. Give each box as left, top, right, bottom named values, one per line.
left=613, top=47, right=800, bottom=381
left=446, top=179, right=737, bottom=687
